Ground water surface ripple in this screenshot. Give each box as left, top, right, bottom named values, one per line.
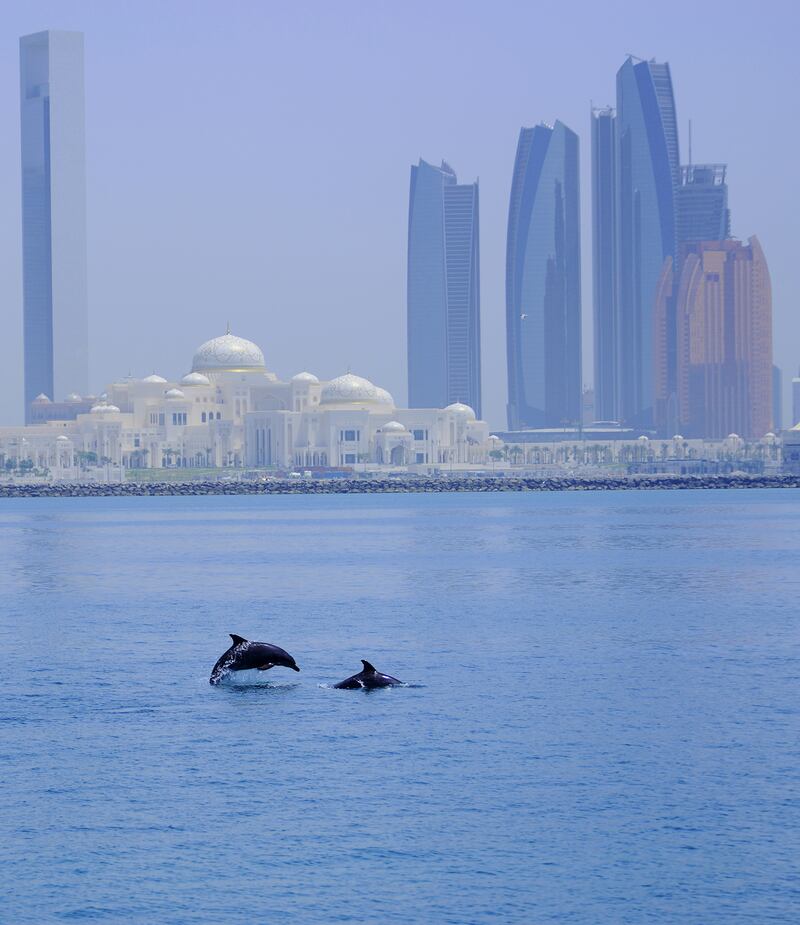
left=1, top=490, right=798, bottom=923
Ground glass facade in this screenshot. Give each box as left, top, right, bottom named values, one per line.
left=506, top=122, right=581, bottom=430
left=676, top=164, right=730, bottom=244
left=772, top=365, right=782, bottom=431
left=20, top=30, right=88, bottom=421
left=407, top=160, right=481, bottom=415
left=616, top=57, right=679, bottom=429
left=591, top=107, right=617, bottom=422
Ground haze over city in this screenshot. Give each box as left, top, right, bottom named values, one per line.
left=0, top=0, right=797, bottom=429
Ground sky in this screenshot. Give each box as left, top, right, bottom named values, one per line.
left=0, top=0, right=798, bottom=429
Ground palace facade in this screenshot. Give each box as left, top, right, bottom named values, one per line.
left=0, top=332, right=490, bottom=473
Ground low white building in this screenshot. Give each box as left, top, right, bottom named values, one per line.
left=0, top=332, right=491, bottom=474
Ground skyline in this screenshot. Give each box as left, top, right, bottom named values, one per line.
left=0, top=1, right=798, bottom=429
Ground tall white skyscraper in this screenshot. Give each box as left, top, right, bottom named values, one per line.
left=20, top=30, right=88, bottom=421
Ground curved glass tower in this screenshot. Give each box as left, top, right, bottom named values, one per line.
left=506, top=121, right=581, bottom=430
left=616, top=57, right=679, bottom=428
left=407, top=160, right=481, bottom=415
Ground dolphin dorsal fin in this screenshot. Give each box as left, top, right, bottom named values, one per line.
left=361, top=660, right=377, bottom=673
left=230, top=633, right=248, bottom=646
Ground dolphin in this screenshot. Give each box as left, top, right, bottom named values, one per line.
left=209, top=634, right=300, bottom=685
left=333, top=660, right=404, bottom=690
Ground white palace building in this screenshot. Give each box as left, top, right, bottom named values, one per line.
left=0, top=332, right=491, bottom=474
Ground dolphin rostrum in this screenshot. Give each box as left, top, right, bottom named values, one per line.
left=333, top=660, right=404, bottom=690
left=209, top=634, right=300, bottom=685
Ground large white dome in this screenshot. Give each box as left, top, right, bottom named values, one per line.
left=321, top=373, right=381, bottom=405
left=444, top=402, right=476, bottom=420
left=374, top=386, right=395, bottom=407
left=192, top=332, right=265, bottom=372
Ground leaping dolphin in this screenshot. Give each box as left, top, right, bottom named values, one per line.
left=209, top=634, right=300, bottom=685
left=333, top=660, right=404, bottom=689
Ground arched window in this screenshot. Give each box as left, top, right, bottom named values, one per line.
left=201, top=412, right=206, bottom=423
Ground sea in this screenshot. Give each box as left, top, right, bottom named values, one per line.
left=1, top=489, right=798, bottom=924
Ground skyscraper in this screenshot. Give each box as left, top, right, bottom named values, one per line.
left=792, top=369, right=800, bottom=428
left=407, top=160, right=481, bottom=415
left=772, top=365, right=782, bottom=431
left=591, top=106, right=617, bottom=422
left=506, top=121, right=581, bottom=430
left=654, top=238, right=772, bottom=439
left=20, top=30, right=88, bottom=422
left=676, top=164, right=730, bottom=244
left=615, top=57, right=679, bottom=428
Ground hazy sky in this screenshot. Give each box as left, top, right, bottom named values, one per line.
left=1, top=0, right=797, bottom=428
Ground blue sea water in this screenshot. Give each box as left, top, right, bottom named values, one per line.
left=0, top=489, right=798, bottom=924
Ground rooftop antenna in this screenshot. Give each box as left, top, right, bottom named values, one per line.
left=688, top=119, right=692, bottom=166
left=225, top=321, right=231, bottom=335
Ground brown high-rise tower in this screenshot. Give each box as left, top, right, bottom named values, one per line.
left=654, top=237, right=773, bottom=439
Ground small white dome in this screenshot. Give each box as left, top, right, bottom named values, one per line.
left=56, top=435, right=70, bottom=442
left=321, top=373, right=380, bottom=405
left=638, top=435, right=649, bottom=442
left=142, top=374, right=168, bottom=384
left=180, top=372, right=211, bottom=387
left=90, top=403, right=121, bottom=414
left=727, top=433, right=740, bottom=440
left=488, top=434, right=503, bottom=443
left=192, top=332, right=265, bottom=372
left=672, top=434, right=684, bottom=441
left=292, top=371, right=319, bottom=383
left=64, top=392, right=82, bottom=402
left=380, top=420, right=406, bottom=433
left=34, top=393, right=51, bottom=403
left=374, top=386, right=395, bottom=406
left=764, top=432, right=776, bottom=439
left=445, top=402, right=476, bottom=420
left=165, top=388, right=186, bottom=400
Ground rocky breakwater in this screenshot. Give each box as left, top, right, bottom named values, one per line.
left=0, top=473, right=799, bottom=499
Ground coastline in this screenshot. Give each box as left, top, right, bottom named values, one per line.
left=0, top=473, right=798, bottom=498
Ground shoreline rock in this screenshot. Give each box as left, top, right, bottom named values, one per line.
left=0, top=474, right=798, bottom=499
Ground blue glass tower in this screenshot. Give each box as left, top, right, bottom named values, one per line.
left=591, top=107, right=617, bottom=422
left=506, top=121, right=581, bottom=430
left=616, top=57, right=679, bottom=428
left=20, top=30, right=88, bottom=421
left=407, top=160, right=481, bottom=415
